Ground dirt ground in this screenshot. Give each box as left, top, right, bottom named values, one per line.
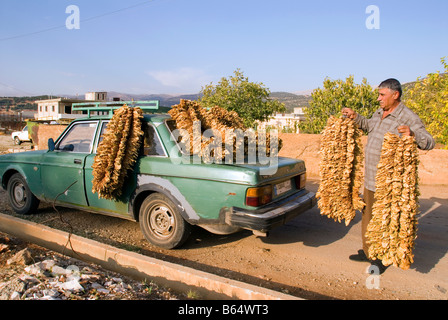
left=0, top=133, right=32, bottom=154
left=0, top=133, right=447, bottom=300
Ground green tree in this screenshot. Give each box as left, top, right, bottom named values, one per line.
left=403, top=57, right=448, bottom=146
left=198, top=69, right=285, bottom=128
left=299, top=76, right=379, bottom=134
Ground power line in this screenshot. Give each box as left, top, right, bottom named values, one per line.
left=0, top=0, right=156, bottom=42
left=0, top=81, right=36, bottom=96
left=0, top=25, right=66, bottom=42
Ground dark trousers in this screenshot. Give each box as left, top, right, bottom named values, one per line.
left=361, top=188, right=375, bottom=256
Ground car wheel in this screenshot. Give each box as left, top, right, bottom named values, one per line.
left=139, top=193, right=191, bottom=249
left=7, top=173, right=40, bottom=215
left=14, top=137, right=21, bottom=145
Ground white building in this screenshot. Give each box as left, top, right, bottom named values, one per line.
left=35, top=92, right=108, bottom=121
left=258, top=107, right=306, bottom=133
left=85, top=92, right=107, bottom=101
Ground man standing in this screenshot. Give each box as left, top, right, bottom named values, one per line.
left=342, top=78, right=435, bottom=273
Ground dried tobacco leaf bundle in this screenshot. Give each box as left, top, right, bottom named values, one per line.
left=366, top=133, right=420, bottom=270
left=316, top=116, right=365, bottom=226
left=168, top=99, right=282, bottom=162
left=168, top=99, right=198, bottom=153
left=92, top=105, right=144, bottom=200
left=207, top=106, right=245, bottom=132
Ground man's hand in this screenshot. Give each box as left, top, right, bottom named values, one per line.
left=342, top=108, right=357, bottom=120
left=398, top=125, right=414, bottom=137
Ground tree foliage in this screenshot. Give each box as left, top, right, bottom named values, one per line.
left=198, top=69, right=285, bottom=128
left=299, top=76, right=379, bottom=134
left=403, top=57, right=448, bottom=146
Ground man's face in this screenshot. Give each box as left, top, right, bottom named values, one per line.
left=377, top=88, right=400, bottom=111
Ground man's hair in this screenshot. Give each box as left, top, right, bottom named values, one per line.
left=378, top=78, right=402, bottom=99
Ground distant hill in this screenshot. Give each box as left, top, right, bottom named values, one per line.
left=0, top=77, right=429, bottom=115
left=269, top=92, right=312, bottom=113
left=0, top=95, right=51, bottom=111
left=105, top=91, right=312, bottom=112
left=0, top=91, right=313, bottom=115
left=0, top=96, right=49, bottom=119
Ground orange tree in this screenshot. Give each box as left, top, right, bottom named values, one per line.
left=198, top=69, right=285, bottom=128
left=299, top=75, right=379, bottom=134
left=403, top=57, right=448, bottom=146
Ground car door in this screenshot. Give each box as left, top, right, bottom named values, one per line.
left=83, top=120, right=132, bottom=216
left=19, top=126, right=29, bottom=141
left=84, top=120, right=168, bottom=218
left=41, top=121, right=99, bottom=206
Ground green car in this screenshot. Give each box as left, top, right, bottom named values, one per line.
left=0, top=102, right=316, bottom=249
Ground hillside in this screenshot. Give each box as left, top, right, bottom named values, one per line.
left=0, top=91, right=312, bottom=114
left=0, top=96, right=50, bottom=112
left=107, top=91, right=312, bottom=111
left=269, top=92, right=311, bottom=112
left=0, top=76, right=433, bottom=114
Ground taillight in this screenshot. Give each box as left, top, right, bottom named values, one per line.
left=246, top=185, right=272, bottom=207
left=295, top=173, right=306, bottom=189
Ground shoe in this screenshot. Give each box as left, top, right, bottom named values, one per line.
left=369, top=259, right=388, bottom=274
left=349, top=249, right=369, bottom=262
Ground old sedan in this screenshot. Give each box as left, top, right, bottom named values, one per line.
left=0, top=102, right=316, bottom=249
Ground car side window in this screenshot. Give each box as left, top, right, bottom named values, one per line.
left=97, top=121, right=165, bottom=157
left=143, top=124, right=166, bottom=156
left=56, top=122, right=98, bottom=153
left=98, top=122, right=108, bottom=146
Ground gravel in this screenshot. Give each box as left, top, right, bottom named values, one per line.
left=0, top=231, right=190, bottom=300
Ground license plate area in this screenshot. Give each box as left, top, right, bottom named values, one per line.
left=274, top=179, right=292, bottom=197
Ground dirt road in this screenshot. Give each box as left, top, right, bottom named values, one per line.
left=0, top=135, right=447, bottom=300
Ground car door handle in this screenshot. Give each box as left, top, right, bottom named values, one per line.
left=74, top=159, right=82, bottom=164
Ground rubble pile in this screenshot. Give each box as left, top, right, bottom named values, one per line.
left=168, top=99, right=282, bottom=162
left=366, top=133, right=420, bottom=270
left=0, top=233, right=184, bottom=300
left=316, top=116, right=365, bottom=226
left=92, top=105, right=144, bottom=200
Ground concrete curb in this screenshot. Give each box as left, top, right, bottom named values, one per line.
left=0, top=213, right=301, bottom=300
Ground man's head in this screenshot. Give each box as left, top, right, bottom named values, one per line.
left=377, top=78, right=402, bottom=111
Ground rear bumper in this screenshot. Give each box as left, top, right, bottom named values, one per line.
left=224, top=189, right=316, bottom=233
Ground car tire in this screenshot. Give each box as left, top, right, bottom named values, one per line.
left=139, top=193, right=191, bottom=249
left=7, top=173, right=40, bottom=215
left=14, top=137, right=21, bottom=145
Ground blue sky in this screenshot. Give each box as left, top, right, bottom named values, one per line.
left=0, top=0, right=447, bottom=96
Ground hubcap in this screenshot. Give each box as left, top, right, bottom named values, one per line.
left=13, top=183, right=26, bottom=207
left=149, top=205, right=174, bottom=239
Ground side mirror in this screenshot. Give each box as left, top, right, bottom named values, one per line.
left=48, top=138, right=55, bottom=151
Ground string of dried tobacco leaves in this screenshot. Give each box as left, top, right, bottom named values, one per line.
left=92, top=105, right=144, bottom=200
left=366, top=132, right=420, bottom=270
left=316, top=116, right=365, bottom=226
left=168, top=99, right=282, bottom=162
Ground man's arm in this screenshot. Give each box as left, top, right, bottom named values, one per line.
left=406, top=120, right=435, bottom=150
left=342, top=108, right=370, bottom=132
